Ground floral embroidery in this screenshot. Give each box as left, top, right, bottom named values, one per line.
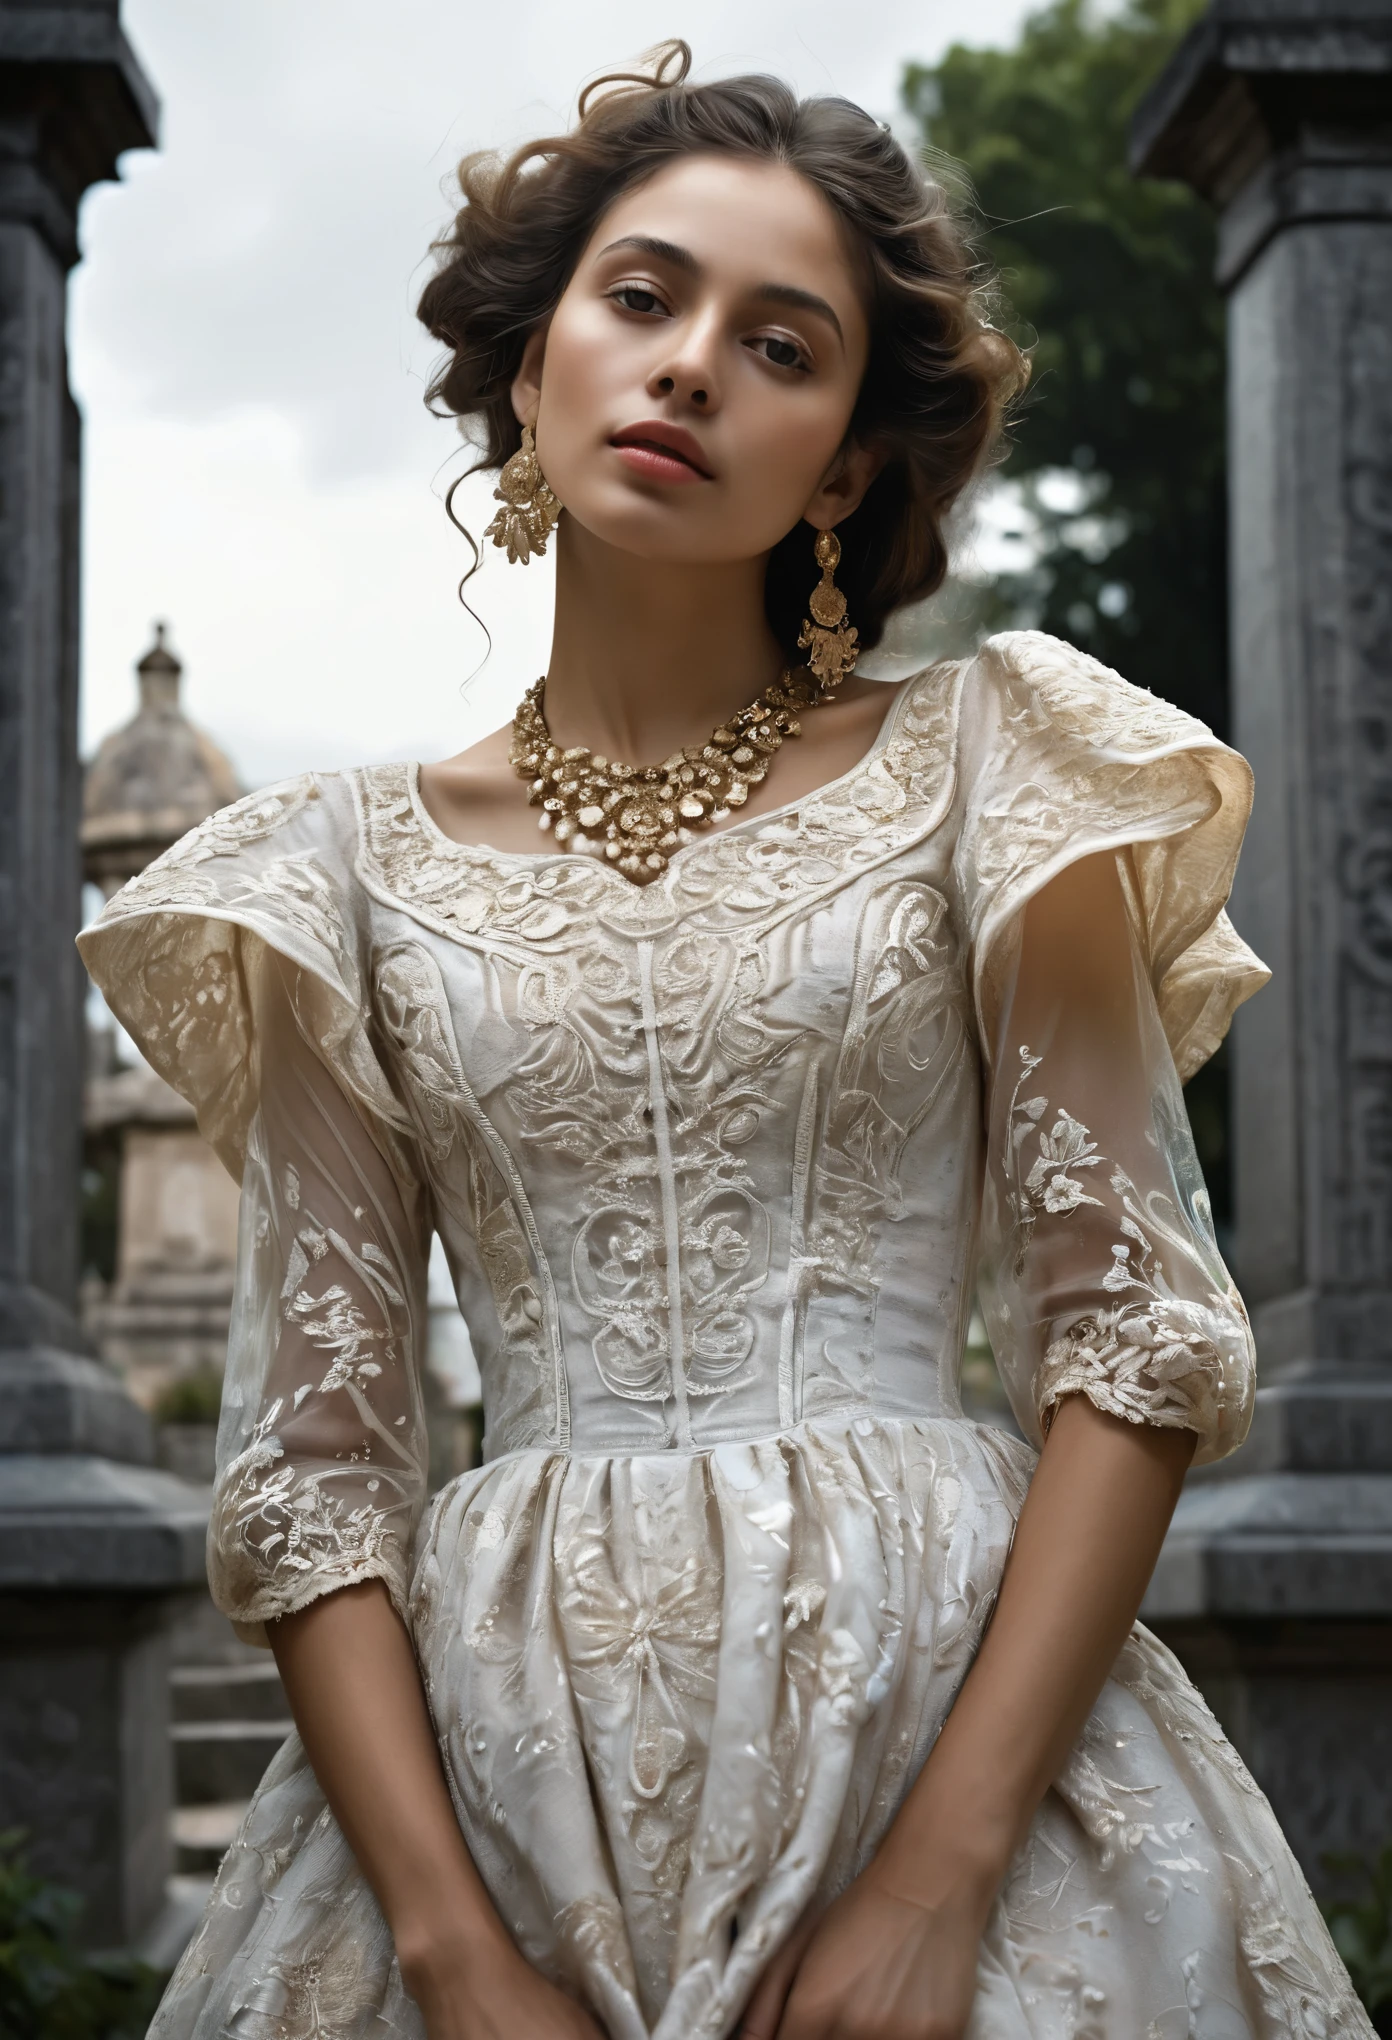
left=971, top=753, right=1207, bottom=900
left=966, top=631, right=1213, bottom=904
left=210, top=1401, right=413, bottom=1620
left=1005, top=1045, right=1252, bottom=1449
left=82, top=824, right=413, bottom=1173
left=208, top=1160, right=424, bottom=1628
left=1116, top=1630, right=1372, bottom=2036
left=801, top=879, right=971, bottom=1419
left=282, top=1236, right=400, bottom=1396
left=238, top=1941, right=376, bottom=2040
left=561, top=1532, right=721, bottom=1800
left=963, top=633, right=1267, bottom=1089
left=99, top=778, right=317, bottom=914
left=341, top=676, right=966, bottom=1450
left=991, top=630, right=1207, bottom=754
left=372, top=939, right=562, bottom=1451
left=352, top=662, right=963, bottom=941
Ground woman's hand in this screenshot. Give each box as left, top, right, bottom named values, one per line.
left=738, top=1387, right=1196, bottom=2040
left=270, top=1583, right=609, bottom=2039
left=736, top=1852, right=996, bottom=2040
left=399, top=1923, right=609, bottom=2040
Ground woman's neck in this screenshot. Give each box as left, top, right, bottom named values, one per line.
left=539, top=516, right=787, bottom=764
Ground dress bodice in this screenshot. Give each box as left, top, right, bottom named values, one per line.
left=353, top=673, right=977, bottom=1457
left=80, top=628, right=1267, bottom=1636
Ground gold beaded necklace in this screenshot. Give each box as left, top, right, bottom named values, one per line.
left=509, top=664, right=846, bottom=883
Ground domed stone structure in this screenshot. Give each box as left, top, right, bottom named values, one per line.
left=82, top=624, right=242, bottom=896
left=82, top=628, right=244, bottom=1411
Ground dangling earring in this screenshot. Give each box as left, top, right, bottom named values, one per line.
left=797, top=528, right=859, bottom=694
left=484, top=423, right=562, bottom=564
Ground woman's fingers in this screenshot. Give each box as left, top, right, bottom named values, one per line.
left=737, top=1958, right=796, bottom=2039
left=736, top=1910, right=819, bottom=2039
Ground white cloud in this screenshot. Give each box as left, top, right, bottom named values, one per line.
left=72, top=0, right=1032, bottom=784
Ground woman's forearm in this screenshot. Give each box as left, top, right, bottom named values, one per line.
left=270, top=1582, right=606, bottom=2040
left=268, top=1580, right=507, bottom=1974
left=873, top=1394, right=1195, bottom=1900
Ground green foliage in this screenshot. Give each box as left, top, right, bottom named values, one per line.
left=904, top=0, right=1229, bottom=733
left=1322, top=1848, right=1392, bottom=2027
left=153, top=1366, right=224, bottom=1426
left=0, top=1833, right=166, bottom=2040
left=79, top=1135, right=121, bottom=1288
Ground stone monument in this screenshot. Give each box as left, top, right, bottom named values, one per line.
left=83, top=624, right=243, bottom=897
left=82, top=628, right=243, bottom=1417
left=1132, top=0, right=1392, bottom=1887
left=0, top=3, right=208, bottom=1951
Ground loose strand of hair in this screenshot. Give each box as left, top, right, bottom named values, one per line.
left=576, top=40, right=691, bottom=123
left=442, top=470, right=494, bottom=686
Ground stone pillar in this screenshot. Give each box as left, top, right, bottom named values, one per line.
left=1131, top=0, right=1392, bottom=1887
left=0, top=3, right=209, bottom=1949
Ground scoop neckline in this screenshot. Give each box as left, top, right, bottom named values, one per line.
left=404, top=673, right=921, bottom=887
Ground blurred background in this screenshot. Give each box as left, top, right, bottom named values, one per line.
left=3, top=0, right=1389, bottom=2031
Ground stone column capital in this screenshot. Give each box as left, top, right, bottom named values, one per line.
left=0, top=2, right=158, bottom=265
left=1129, top=0, right=1392, bottom=285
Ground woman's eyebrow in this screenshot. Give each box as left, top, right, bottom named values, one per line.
left=600, top=233, right=698, bottom=272
left=599, top=235, right=845, bottom=345
left=752, top=282, right=843, bottom=342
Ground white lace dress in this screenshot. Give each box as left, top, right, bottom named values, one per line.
left=80, top=631, right=1372, bottom=2040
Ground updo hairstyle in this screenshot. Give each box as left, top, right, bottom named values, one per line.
left=418, top=42, right=1025, bottom=657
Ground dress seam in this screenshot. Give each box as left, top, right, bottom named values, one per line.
left=638, top=938, right=693, bottom=1449
left=474, top=1402, right=984, bottom=1468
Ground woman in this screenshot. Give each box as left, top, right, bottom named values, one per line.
left=81, top=45, right=1370, bottom=2040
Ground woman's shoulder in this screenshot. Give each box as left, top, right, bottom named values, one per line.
left=949, top=630, right=1266, bottom=1082
left=77, top=765, right=416, bottom=1178
left=875, top=630, right=1230, bottom=802
left=78, top=767, right=379, bottom=1020
left=952, top=627, right=1252, bottom=877
left=965, top=628, right=1225, bottom=760
left=90, top=767, right=377, bottom=924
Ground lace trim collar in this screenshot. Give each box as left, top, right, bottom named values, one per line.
left=351, top=660, right=965, bottom=942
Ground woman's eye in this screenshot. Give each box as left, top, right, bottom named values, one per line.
left=752, top=335, right=808, bottom=372
left=611, top=285, right=664, bottom=316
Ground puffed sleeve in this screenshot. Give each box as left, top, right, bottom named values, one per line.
left=78, top=776, right=430, bottom=1642
left=957, top=632, right=1269, bottom=1465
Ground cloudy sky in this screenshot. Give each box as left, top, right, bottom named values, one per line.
left=71, top=0, right=1034, bottom=790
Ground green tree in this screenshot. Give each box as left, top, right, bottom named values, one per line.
left=905, top=0, right=1227, bottom=734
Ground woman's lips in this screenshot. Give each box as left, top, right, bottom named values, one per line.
left=612, top=443, right=706, bottom=484
left=609, top=424, right=712, bottom=485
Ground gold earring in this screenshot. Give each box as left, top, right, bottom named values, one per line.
left=797, top=528, right=859, bottom=693
left=484, top=423, right=562, bottom=564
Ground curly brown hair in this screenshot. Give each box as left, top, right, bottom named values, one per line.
left=417, top=42, right=1025, bottom=658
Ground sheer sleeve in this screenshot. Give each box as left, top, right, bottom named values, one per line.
left=977, top=855, right=1255, bottom=1464
left=958, top=632, right=1266, bottom=1466
left=76, top=773, right=431, bottom=1643
left=210, top=951, right=430, bottom=1643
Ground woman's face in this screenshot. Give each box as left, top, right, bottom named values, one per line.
left=513, top=153, right=879, bottom=564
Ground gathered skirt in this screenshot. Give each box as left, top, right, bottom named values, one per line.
left=150, top=1413, right=1371, bottom=2040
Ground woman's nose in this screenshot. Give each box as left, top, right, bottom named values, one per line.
left=647, top=322, right=721, bottom=412
left=653, top=372, right=709, bottom=408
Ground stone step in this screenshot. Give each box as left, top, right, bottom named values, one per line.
left=172, top=1659, right=287, bottom=1724
left=173, top=1719, right=292, bottom=1804
left=172, top=1801, right=247, bottom=1876
left=169, top=1586, right=268, bottom=1668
